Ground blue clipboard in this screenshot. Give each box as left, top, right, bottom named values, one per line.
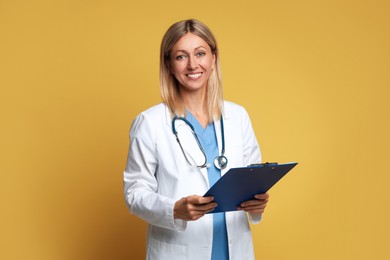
left=203, top=162, right=298, bottom=213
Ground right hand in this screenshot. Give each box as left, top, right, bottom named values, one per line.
left=174, top=195, right=217, bottom=221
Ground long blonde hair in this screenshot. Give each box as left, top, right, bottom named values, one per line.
left=160, top=19, right=223, bottom=121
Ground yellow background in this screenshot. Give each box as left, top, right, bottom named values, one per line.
left=1, top=0, right=389, bottom=259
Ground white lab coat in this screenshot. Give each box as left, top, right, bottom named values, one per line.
left=124, top=101, right=262, bottom=260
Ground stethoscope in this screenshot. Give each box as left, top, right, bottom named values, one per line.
left=171, top=115, right=228, bottom=170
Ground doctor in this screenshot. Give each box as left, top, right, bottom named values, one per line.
left=124, top=19, right=269, bottom=260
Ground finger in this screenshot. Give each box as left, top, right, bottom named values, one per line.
left=239, top=203, right=267, bottom=210
left=198, top=196, right=215, bottom=204
left=192, top=202, right=218, bottom=212
left=240, top=199, right=267, bottom=208
left=237, top=204, right=267, bottom=213
left=254, top=193, right=269, bottom=200
left=186, top=195, right=215, bottom=205
left=185, top=205, right=217, bottom=221
left=239, top=200, right=267, bottom=208
left=175, top=206, right=205, bottom=221
left=181, top=198, right=217, bottom=213
left=182, top=212, right=205, bottom=221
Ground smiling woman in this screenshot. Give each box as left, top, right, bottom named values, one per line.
left=169, top=33, right=216, bottom=97
left=1, top=0, right=388, bottom=259
left=159, top=19, right=223, bottom=124
left=169, top=33, right=216, bottom=128
left=123, top=19, right=269, bottom=260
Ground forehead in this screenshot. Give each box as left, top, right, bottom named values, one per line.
left=172, top=32, right=210, bottom=52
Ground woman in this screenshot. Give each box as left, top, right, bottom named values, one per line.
left=124, top=19, right=269, bottom=260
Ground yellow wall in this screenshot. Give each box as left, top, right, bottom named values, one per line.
left=1, top=0, right=389, bottom=259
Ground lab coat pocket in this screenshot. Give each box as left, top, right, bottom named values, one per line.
left=149, top=238, right=188, bottom=260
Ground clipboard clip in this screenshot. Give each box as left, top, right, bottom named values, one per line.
left=248, top=162, right=278, bottom=167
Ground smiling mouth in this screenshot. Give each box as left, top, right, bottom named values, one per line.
left=186, top=72, right=203, bottom=79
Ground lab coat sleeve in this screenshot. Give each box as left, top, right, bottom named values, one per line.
left=240, top=107, right=263, bottom=224
left=123, top=113, right=186, bottom=231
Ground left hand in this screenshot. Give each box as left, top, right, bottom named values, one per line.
left=237, top=193, right=269, bottom=214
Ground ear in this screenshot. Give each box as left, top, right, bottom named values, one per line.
left=212, top=54, right=216, bottom=70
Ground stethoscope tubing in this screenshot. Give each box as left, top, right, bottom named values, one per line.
left=172, top=116, right=208, bottom=168
left=171, top=115, right=227, bottom=169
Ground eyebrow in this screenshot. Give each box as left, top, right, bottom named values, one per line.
left=174, top=46, right=207, bottom=54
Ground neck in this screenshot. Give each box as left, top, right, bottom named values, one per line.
left=180, top=90, right=208, bottom=128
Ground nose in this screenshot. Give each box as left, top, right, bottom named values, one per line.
left=187, top=56, right=198, bottom=70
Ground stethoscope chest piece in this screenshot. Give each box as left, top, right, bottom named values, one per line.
left=214, top=155, right=228, bottom=170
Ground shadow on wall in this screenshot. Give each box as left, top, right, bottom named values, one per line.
left=76, top=192, right=147, bottom=260
left=96, top=213, right=147, bottom=259
left=61, top=161, right=148, bottom=259
left=44, top=115, right=149, bottom=259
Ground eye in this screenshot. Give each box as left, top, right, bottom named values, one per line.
left=196, top=52, right=206, bottom=57
left=175, top=55, right=186, bottom=60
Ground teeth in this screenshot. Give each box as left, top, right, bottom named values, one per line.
left=187, top=73, right=202, bottom=78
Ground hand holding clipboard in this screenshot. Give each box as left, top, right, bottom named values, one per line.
left=204, top=162, right=298, bottom=213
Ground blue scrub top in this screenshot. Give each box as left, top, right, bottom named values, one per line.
left=186, top=112, right=229, bottom=260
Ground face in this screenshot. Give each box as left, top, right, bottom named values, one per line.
left=169, top=33, right=216, bottom=94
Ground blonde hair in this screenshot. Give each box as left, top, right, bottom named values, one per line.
left=160, top=19, right=223, bottom=121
